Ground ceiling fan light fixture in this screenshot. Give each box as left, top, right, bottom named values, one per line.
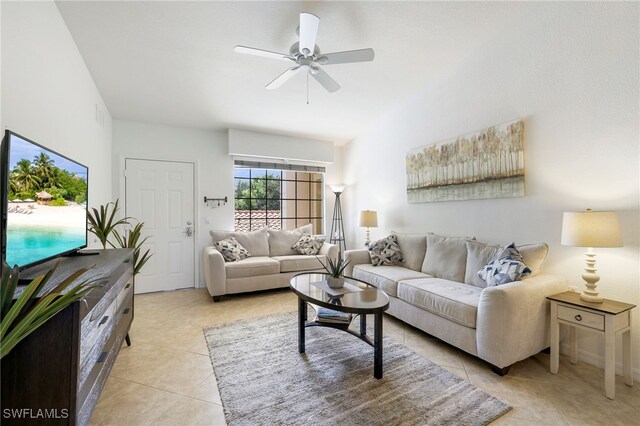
left=317, top=56, right=328, bottom=65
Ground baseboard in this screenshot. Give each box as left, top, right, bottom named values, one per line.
left=559, top=342, right=640, bottom=382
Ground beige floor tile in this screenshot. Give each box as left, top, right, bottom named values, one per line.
left=150, top=396, right=226, bottom=426
left=187, top=373, right=223, bottom=405
left=404, top=331, right=465, bottom=369
left=89, top=377, right=185, bottom=426
left=110, top=342, right=213, bottom=395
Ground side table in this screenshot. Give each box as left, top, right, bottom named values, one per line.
left=547, top=291, right=635, bottom=399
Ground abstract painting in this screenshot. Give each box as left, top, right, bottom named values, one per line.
left=406, top=120, right=525, bottom=203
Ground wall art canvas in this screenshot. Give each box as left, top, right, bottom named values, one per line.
left=406, top=120, right=525, bottom=203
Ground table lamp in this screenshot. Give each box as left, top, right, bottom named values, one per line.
left=359, top=210, right=378, bottom=247
left=561, top=209, right=623, bottom=302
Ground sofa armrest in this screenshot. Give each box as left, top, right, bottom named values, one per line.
left=343, top=249, right=371, bottom=277
left=476, top=274, right=568, bottom=368
left=318, top=242, right=339, bottom=262
left=202, top=246, right=226, bottom=297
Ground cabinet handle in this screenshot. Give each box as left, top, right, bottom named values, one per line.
left=99, top=315, right=109, bottom=326
left=575, top=314, right=582, bottom=321
left=123, top=308, right=130, bottom=315
left=97, top=351, right=108, bottom=363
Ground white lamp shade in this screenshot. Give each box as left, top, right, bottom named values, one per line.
left=359, top=210, right=378, bottom=228
left=561, top=210, right=623, bottom=248
left=329, top=184, right=345, bottom=194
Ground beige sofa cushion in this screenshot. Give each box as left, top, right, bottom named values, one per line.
left=397, top=278, right=482, bottom=328
left=422, top=234, right=471, bottom=283
left=272, top=254, right=325, bottom=273
left=268, top=224, right=312, bottom=256
left=465, top=240, right=501, bottom=288
left=353, top=264, right=430, bottom=297
left=392, top=232, right=427, bottom=272
left=518, top=243, right=549, bottom=277
left=225, top=256, right=280, bottom=279
left=211, top=228, right=269, bottom=257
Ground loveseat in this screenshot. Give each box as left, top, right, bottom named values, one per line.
left=203, top=225, right=338, bottom=302
left=344, top=233, right=567, bottom=374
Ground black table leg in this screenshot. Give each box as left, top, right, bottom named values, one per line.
left=374, top=312, right=383, bottom=379
left=298, top=297, right=306, bottom=353
left=360, top=313, right=367, bottom=336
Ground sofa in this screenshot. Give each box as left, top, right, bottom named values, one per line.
left=203, top=225, right=338, bottom=302
left=344, top=233, right=567, bottom=375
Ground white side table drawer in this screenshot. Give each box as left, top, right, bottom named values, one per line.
left=558, top=305, right=604, bottom=330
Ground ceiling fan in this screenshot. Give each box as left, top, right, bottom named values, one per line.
left=234, top=12, right=375, bottom=93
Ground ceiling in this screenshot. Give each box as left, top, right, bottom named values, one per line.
left=56, top=1, right=528, bottom=144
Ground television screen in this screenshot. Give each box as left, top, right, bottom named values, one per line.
left=1, top=131, right=88, bottom=269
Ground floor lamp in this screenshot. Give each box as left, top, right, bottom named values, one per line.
left=329, top=185, right=346, bottom=255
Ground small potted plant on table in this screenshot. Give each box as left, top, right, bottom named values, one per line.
left=321, top=257, right=350, bottom=289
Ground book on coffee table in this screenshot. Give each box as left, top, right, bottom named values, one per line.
left=314, top=307, right=352, bottom=324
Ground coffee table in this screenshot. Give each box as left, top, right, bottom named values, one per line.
left=290, top=272, right=390, bottom=379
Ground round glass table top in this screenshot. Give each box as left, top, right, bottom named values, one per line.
left=290, top=272, right=389, bottom=313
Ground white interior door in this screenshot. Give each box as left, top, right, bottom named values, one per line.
left=125, top=159, right=195, bottom=293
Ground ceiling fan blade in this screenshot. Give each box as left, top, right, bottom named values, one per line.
left=310, top=67, right=340, bottom=93
left=317, top=48, right=375, bottom=65
left=299, top=13, right=319, bottom=56
left=266, top=66, right=301, bottom=89
left=234, top=45, right=293, bottom=61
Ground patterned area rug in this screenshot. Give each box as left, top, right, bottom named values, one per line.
left=204, top=312, right=511, bottom=426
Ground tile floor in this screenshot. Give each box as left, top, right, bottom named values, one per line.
left=90, top=288, right=639, bottom=425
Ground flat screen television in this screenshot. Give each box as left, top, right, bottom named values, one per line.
left=1, top=130, right=89, bottom=270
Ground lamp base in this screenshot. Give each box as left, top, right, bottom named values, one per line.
left=580, top=249, right=603, bottom=303
left=580, top=292, right=603, bottom=303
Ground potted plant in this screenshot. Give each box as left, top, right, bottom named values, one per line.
left=87, top=199, right=130, bottom=249
left=320, top=257, right=350, bottom=289
left=1, top=262, right=98, bottom=359
left=87, top=199, right=153, bottom=277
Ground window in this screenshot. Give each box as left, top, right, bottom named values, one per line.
left=234, top=166, right=324, bottom=233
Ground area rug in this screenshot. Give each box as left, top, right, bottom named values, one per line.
left=204, top=312, right=511, bottom=426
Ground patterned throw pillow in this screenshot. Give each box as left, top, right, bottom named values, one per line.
left=214, top=236, right=251, bottom=262
left=478, top=242, right=531, bottom=286
left=292, top=233, right=325, bottom=255
left=368, top=235, right=404, bottom=267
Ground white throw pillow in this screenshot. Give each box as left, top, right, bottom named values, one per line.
left=268, top=224, right=312, bottom=256
left=422, top=234, right=472, bottom=282
left=464, top=240, right=501, bottom=288
left=392, top=232, right=427, bottom=272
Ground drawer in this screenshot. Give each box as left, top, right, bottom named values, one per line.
left=116, top=279, right=133, bottom=312
left=79, top=297, right=117, bottom=366
left=558, top=305, right=604, bottom=331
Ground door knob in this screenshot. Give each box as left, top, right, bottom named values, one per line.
left=184, top=226, right=193, bottom=237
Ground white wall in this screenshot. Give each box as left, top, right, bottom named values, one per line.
left=1, top=1, right=113, bottom=219
left=229, top=129, right=334, bottom=164
left=343, top=3, right=640, bottom=377
left=113, top=120, right=343, bottom=286
left=112, top=120, right=231, bottom=287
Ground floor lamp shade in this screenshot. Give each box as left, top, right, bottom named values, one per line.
left=561, top=210, right=623, bottom=302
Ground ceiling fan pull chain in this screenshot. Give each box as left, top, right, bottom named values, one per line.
left=306, top=71, right=310, bottom=105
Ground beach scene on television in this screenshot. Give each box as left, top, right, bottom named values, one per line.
left=5, top=134, right=88, bottom=268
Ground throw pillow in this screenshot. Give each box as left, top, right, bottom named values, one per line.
left=214, top=236, right=251, bottom=262
left=517, top=243, right=549, bottom=277
left=368, top=235, right=404, bottom=266
left=422, top=233, right=473, bottom=282
left=268, top=224, right=313, bottom=256
left=392, top=232, right=427, bottom=272
left=292, top=233, right=325, bottom=255
left=478, top=243, right=531, bottom=286
left=464, top=240, right=501, bottom=288
left=210, top=228, right=269, bottom=257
